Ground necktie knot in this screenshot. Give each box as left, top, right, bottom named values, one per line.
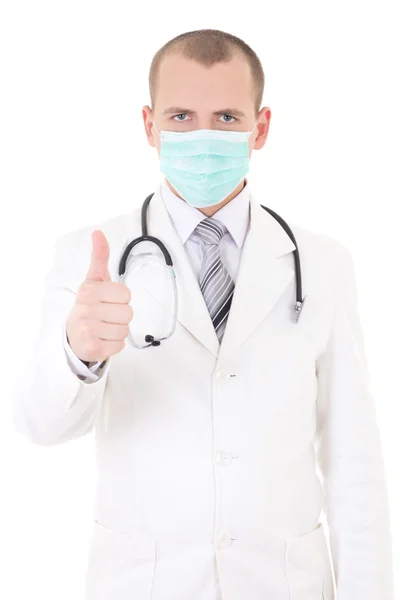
left=195, top=217, right=227, bottom=246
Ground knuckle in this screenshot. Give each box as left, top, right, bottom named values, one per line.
left=81, top=322, right=93, bottom=338
left=123, top=285, right=131, bottom=303
left=127, top=304, right=134, bottom=321
left=117, top=282, right=131, bottom=303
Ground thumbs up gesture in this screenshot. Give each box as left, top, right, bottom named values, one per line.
left=66, top=230, right=134, bottom=363
left=85, top=229, right=112, bottom=283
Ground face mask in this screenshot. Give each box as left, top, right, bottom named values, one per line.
left=153, top=120, right=257, bottom=208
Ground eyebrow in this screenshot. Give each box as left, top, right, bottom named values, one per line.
left=162, top=107, right=246, bottom=118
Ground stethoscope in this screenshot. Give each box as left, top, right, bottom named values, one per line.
left=119, top=192, right=306, bottom=349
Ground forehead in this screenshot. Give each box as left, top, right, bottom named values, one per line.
left=156, top=52, right=255, bottom=110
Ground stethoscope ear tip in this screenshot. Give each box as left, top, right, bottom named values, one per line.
left=145, top=334, right=161, bottom=346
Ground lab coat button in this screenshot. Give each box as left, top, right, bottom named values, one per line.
left=216, top=451, right=232, bottom=465
left=216, top=532, right=232, bottom=549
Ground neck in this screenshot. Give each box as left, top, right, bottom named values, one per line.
left=166, top=178, right=246, bottom=217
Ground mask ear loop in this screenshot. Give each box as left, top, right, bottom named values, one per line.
left=247, top=119, right=258, bottom=139
left=244, top=121, right=258, bottom=183
left=152, top=121, right=161, bottom=138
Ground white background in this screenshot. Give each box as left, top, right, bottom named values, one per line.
left=1, top=1, right=399, bottom=598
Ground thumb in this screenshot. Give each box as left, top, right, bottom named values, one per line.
left=86, top=230, right=111, bottom=282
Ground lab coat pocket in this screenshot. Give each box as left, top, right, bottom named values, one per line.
left=285, top=522, right=334, bottom=600
left=84, top=520, right=156, bottom=600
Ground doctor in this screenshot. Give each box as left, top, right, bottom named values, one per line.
left=13, top=28, right=394, bottom=600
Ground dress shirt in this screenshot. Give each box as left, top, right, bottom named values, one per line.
left=63, top=176, right=251, bottom=382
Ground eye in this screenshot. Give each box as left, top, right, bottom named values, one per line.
left=172, top=113, right=188, bottom=121
left=219, top=114, right=236, bottom=123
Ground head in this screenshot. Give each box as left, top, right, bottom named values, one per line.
left=142, top=29, right=271, bottom=215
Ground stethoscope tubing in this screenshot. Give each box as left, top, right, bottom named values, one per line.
left=118, top=192, right=306, bottom=347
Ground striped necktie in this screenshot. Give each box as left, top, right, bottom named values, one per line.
left=194, top=217, right=235, bottom=343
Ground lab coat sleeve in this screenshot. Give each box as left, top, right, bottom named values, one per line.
left=315, top=244, right=395, bottom=599
left=12, top=232, right=112, bottom=446
left=62, top=320, right=104, bottom=383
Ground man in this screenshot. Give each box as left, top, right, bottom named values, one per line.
left=13, top=28, right=394, bottom=600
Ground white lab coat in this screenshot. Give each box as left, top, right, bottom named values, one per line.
left=13, top=182, right=394, bottom=599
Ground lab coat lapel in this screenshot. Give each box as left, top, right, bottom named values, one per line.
left=139, top=185, right=296, bottom=365
left=216, top=192, right=296, bottom=369
left=140, top=185, right=221, bottom=358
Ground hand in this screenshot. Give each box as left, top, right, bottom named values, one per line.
left=66, top=230, right=133, bottom=362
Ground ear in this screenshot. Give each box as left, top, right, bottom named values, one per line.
left=253, top=106, right=272, bottom=151
left=142, top=105, right=157, bottom=148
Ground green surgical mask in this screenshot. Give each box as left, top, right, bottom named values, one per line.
left=153, top=121, right=257, bottom=208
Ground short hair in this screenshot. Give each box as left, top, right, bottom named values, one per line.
left=149, top=29, right=265, bottom=115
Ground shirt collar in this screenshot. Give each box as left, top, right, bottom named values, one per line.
left=159, top=176, right=250, bottom=249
